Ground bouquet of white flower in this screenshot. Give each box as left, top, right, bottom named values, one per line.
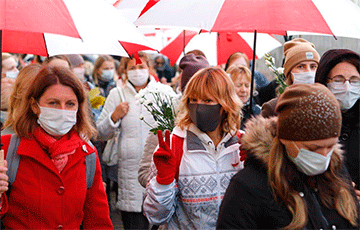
left=135, top=82, right=180, bottom=134
left=264, top=53, right=287, bottom=94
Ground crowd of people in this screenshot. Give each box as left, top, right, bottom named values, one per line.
left=0, top=36, right=359, bottom=230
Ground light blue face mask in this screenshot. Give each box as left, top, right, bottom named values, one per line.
left=100, top=69, right=115, bottom=82
left=288, top=142, right=334, bottom=176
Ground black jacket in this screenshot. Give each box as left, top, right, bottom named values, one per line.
left=217, top=116, right=359, bottom=230
left=340, top=100, right=360, bottom=189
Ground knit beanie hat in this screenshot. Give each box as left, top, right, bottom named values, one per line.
left=283, top=38, right=320, bottom=78
left=179, top=53, right=209, bottom=92
left=66, top=54, right=84, bottom=68
left=276, top=83, right=341, bottom=141
left=315, top=49, right=360, bottom=86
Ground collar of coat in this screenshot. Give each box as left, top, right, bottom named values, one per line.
left=172, top=124, right=239, bottom=152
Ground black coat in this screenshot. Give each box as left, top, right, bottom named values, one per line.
left=217, top=156, right=358, bottom=230
left=340, top=100, right=360, bottom=189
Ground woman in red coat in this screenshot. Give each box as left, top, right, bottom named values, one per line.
left=0, top=65, right=113, bottom=229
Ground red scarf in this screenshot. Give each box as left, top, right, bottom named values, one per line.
left=33, top=127, right=82, bottom=172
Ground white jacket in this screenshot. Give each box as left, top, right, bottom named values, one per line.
left=143, top=125, right=244, bottom=229
left=96, top=79, right=156, bottom=212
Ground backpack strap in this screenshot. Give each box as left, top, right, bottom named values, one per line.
left=6, top=134, right=21, bottom=185
left=5, top=136, right=96, bottom=189
left=172, top=134, right=184, bottom=181
left=85, top=141, right=97, bottom=189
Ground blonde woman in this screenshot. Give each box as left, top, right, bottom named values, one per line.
left=226, top=64, right=260, bottom=130
left=3, top=63, right=42, bottom=134
left=217, top=83, right=359, bottom=229
left=143, top=67, right=244, bottom=229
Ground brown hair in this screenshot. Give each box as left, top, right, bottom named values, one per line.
left=13, top=65, right=97, bottom=140
left=4, top=63, right=42, bottom=129
left=176, top=67, right=242, bottom=133
left=118, top=52, right=153, bottom=82
left=92, top=55, right=115, bottom=85
left=224, top=52, right=250, bottom=71
left=185, top=49, right=207, bottom=59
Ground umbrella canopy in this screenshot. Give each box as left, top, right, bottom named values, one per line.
left=0, top=0, right=156, bottom=57
left=161, top=30, right=282, bottom=66
left=135, top=0, right=360, bottom=39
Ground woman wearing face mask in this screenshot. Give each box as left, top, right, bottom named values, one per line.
left=0, top=65, right=113, bottom=229
left=92, top=55, right=117, bottom=98
left=142, top=67, right=244, bottom=229
left=96, top=52, right=156, bottom=230
left=217, top=83, right=359, bottom=229
left=226, top=65, right=260, bottom=130
left=261, top=38, right=320, bottom=118
left=315, top=49, right=360, bottom=192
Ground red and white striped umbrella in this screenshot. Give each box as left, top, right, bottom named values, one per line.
left=0, top=0, right=156, bottom=57
left=160, top=30, right=282, bottom=66
left=135, top=0, right=360, bottom=39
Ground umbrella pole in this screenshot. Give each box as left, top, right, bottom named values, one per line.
left=183, top=30, right=186, bottom=55
left=249, top=30, right=257, bottom=116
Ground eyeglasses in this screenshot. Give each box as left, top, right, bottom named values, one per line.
left=155, top=61, right=165, bottom=65
left=329, top=76, right=360, bottom=86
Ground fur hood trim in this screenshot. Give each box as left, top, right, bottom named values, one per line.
left=241, top=116, right=344, bottom=166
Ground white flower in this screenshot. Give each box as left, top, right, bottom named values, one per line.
left=265, top=60, right=272, bottom=67
left=277, top=67, right=284, bottom=74
left=270, top=56, right=275, bottom=64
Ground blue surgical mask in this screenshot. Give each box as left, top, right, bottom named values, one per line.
left=37, top=106, right=77, bottom=136
left=100, top=69, right=115, bottom=82
left=288, top=142, right=334, bottom=176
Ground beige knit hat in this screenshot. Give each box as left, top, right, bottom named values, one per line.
left=276, top=83, right=341, bottom=141
left=283, top=38, right=320, bottom=78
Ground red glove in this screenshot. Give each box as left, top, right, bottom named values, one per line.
left=237, top=131, right=247, bottom=162
left=153, top=130, right=177, bottom=185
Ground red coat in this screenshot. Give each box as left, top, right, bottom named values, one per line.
left=0, top=134, right=113, bottom=229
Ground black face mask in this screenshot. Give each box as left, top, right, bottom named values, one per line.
left=188, top=103, right=225, bottom=133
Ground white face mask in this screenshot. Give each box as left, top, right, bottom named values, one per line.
left=288, top=142, right=334, bottom=176
left=327, top=81, right=360, bottom=110
left=73, top=67, right=85, bottom=82
left=127, top=69, right=149, bottom=86
left=6, top=71, right=19, bottom=79
left=292, top=71, right=316, bottom=84
left=100, top=69, right=114, bottom=82
left=37, top=106, right=77, bottom=136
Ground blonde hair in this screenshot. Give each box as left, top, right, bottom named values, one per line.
left=226, top=64, right=255, bottom=90
left=13, top=65, right=97, bottom=140
left=4, top=64, right=42, bottom=129
left=1, top=53, right=14, bottom=66
left=176, top=67, right=242, bottom=133
left=268, top=137, right=358, bottom=229
left=118, top=52, right=153, bottom=82
left=92, top=55, right=115, bottom=85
